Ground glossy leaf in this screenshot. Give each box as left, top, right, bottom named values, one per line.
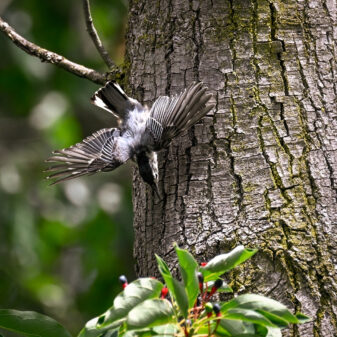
left=295, top=313, right=311, bottom=323
left=221, top=294, right=300, bottom=326
left=197, top=323, right=218, bottom=335
left=201, top=246, right=257, bottom=281
left=120, top=323, right=178, bottom=337
left=78, top=278, right=163, bottom=336
left=151, top=323, right=178, bottom=335
left=219, top=318, right=256, bottom=336
left=264, top=327, right=282, bottom=337
left=224, top=308, right=276, bottom=327
left=102, top=328, right=119, bottom=337
left=126, top=299, right=174, bottom=329
left=254, top=325, right=282, bottom=337
left=105, top=278, right=163, bottom=324
left=155, top=254, right=189, bottom=318
left=78, top=317, right=121, bottom=337
left=120, top=323, right=177, bottom=337
left=257, top=311, right=289, bottom=328
left=175, top=246, right=199, bottom=308
left=121, top=330, right=151, bottom=337
left=0, top=309, right=72, bottom=337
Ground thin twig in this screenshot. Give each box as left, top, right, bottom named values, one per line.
left=0, top=16, right=107, bottom=85
left=82, top=0, right=116, bottom=69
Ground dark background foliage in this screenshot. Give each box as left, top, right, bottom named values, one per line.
left=0, top=0, right=134, bottom=334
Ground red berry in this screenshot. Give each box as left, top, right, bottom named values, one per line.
left=200, top=262, right=207, bottom=267
left=161, top=287, right=169, bottom=299
left=197, top=272, right=204, bottom=293
left=210, top=286, right=219, bottom=297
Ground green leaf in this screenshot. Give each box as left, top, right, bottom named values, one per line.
left=171, top=278, right=189, bottom=317
left=212, top=324, right=232, bottom=336
left=155, top=254, right=189, bottom=318
left=126, top=299, right=174, bottom=330
left=104, top=278, right=164, bottom=325
left=216, top=321, right=261, bottom=337
left=120, top=324, right=178, bottom=337
left=221, top=294, right=300, bottom=326
left=257, top=311, right=289, bottom=328
left=78, top=278, right=163, bottom=336
left=197, top=323, right=218, bottom=336
left=201, top=246, right=257, bottom=281
left=255, top=325, right=282, bottom=337
left=175, top=246, right=199, bottom=308
left=121, top=330, right=152, bottom=337
left=224, top=308, right=275, bottom=327
left=102, top=328, right=119, bottom=337
left=151, top=323, right=178, bottom=336
left=78, top=317, right=105, bottom=337
left=155, top=254, right=171, bottom=275
left=265, top=327, right=282, bottom=337
left=0, top=309, right=72, bottom=337
left=295, top=313, right=311, bottom=323
left=219, top=318, right=256, bottom=336
left=120, top=323, right=178, bottom=337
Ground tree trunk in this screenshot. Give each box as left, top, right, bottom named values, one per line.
left=126, top=0, right=337, bottom=336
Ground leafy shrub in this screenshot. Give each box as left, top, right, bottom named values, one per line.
left=0, top=245, right=309, bottom=336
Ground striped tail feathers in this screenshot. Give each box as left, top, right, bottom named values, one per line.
left=45, top=128, right=122, bottom=184
left=91, top=81, right=141, bottom=120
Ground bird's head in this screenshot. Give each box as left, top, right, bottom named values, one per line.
left=136, top=151, right=160, bottom=198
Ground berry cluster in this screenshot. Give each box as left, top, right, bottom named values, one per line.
left=118, top=268, right=225, bottom=336
left=0, top=245, right=310, bottom=337
left=81, top=245, right=309, bottom=337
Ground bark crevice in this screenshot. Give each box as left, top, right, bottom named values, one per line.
left=129, top=1, right=337, bottom=335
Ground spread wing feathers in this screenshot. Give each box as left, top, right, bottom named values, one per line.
left=45, top=128, right=123, bottom=184
left=146, top=82, right=215, bottom=149
left=91, top=81, right=141, bottom=120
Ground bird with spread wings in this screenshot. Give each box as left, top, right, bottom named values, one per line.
left=45, top=81, right=214, bottom=196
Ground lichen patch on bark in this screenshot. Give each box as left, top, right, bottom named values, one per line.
left=127, top=1, right=337, bottom=336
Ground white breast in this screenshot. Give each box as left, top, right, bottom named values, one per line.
left=123, top=107, right=150, bottom=149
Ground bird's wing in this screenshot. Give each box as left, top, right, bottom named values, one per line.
left=144, top=82, right=215, bottom=150
left=91, top=81, right=142, bottom=121
left=45, top=128, right=126, bottom=184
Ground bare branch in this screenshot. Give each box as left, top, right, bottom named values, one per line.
left=82, top=0, right=116, bottom=69
left=0, top=16, right=107, bottom=85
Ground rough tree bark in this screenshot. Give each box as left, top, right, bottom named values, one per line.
left=1, top=0, right=335, bottom=335
left=127, top=1, right=337, bottom=336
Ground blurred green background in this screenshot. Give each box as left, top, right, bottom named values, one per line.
left=0, top=0, right=135, bottom=335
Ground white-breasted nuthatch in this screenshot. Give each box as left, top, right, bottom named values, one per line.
left=45, top=81, right=214, bottom=197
